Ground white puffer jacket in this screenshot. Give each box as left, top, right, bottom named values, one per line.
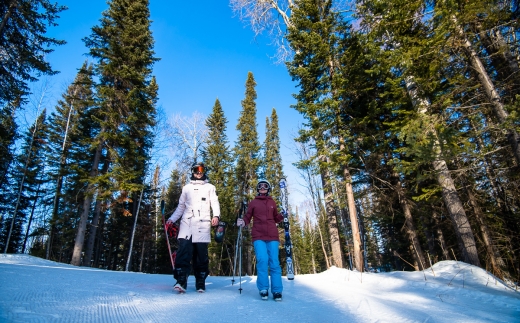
left=168, top=179, right=220, bottom=243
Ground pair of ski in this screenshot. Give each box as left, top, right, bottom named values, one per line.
left=279, top=178, right=295, bottom=280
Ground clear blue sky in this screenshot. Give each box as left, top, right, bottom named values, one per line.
left=42, top=0, right=307, bottom=205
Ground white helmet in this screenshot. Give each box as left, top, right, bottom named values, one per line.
left=256, top=179, right=271, bottom=194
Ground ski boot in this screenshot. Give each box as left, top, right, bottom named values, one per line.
left=195, top=271, right=206, bottom=293
left=173, top=268, right=187, bottom=293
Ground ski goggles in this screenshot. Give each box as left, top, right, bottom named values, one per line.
left=257, top=183, right=270, bottom=190
left=192, top=166, right=205, bottom=174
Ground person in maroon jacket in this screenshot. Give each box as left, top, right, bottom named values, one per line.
left=237, top=179, right=284, bottom=301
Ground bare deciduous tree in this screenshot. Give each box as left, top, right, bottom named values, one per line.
left=166, top=111, right=208, bottom=166
left=230, top=0, right=295, bottom=62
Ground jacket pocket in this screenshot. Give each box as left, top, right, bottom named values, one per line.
left=197, top=219, right=211, bottom=235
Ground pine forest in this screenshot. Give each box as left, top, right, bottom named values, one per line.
left=1, top=0, right=519, bottom=284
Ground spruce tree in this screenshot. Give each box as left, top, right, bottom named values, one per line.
left=0, top=102, right=18, bottom=192
left=203, top=99, right=233, bottom=208
left=234, top=72, right=261, bottom=201
left=263, top=108, right=284, bottom=204
left=286, top=0, right=359, bottom=270
left=1, top=109, right=48, bottom=253
left=203, top=99, right=237, bottom=274
left=0, top=0, right=66, bottom=104
left=70, top=0, right=159, bottom=266
left=233, top=72, right=261, bottom=275
left=45, top=62, right=96, bottom=261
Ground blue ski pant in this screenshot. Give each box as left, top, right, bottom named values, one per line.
left=253, top=240, right=283, bottom=293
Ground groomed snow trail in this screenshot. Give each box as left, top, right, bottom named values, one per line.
left=0, top=255, right=519, bottom=323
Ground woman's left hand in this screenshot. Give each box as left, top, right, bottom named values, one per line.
left=211, top=217, right=219, bottom=226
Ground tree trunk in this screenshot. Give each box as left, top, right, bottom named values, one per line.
left=454, top=17, right=520, bottom=164
left=93, top=213, right=106, bottom=269
left=0, top=0, right=17, bottom=37
left=316, top=209, right=330, bottom=269
left=83, top=152, right=110, bottom=266
left=22, top=182, right=41, bottom=253
left=318, top=154, right=344, bottom=268
left=433, top=159, right=480, bottom=266
left=49, top=90, right=77, bottom=260
left=48, top=166, right=64, bottom=259
left=393, top=172, right=426, bottom=270
left=71, top=141, right=103, bottom=266
left=82, top=199, right=103, bottom=266
left=126, top=189, right=144, bottom=271
left=432, top=210, right=451, bottom=261
left=342, top=165, right=363, bottom=271
left=420, top=215, right=436, bottom=258
left=405, top=75, right=480, bottom=267
left=465, top=187, right=505, bottom=276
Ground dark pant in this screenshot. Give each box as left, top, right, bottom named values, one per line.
left=174, top=237, right=209, bottom=276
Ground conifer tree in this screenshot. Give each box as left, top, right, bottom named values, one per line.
left=0, top=103, right=18, bottom=191
left=202, top=101, right=234, bottom=219
left=234, top=72, right=261, bottom=201
left=71, top=0, right=159, bottom=266
left=263, top=108, right=284, bottom=204
left=286, top=0, right=360, bottom=270
left=234, top=72, right=261, bottom=275
left=1, top=110, right=48, bottom=253
left=201, top=99, right=235, bottom=274
left=0, top=0, right=66, bottom=104
left=45, top=62, right=96, bottom=260
left=356, top=0, right=483, bottom=267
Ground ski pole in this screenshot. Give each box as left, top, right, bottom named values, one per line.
left=160, top=200, right=175, bottom=271
left=232, top=225, right=240, bottom=285
left=238, top=221, right=243, bottom=294
left=232, top=201, right=245, bottom=285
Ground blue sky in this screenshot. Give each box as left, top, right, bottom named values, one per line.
left=41, top=0, right=307, bottom=205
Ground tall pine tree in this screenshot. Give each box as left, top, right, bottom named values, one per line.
left=234, top=72, right=261, bottom=201
left=1, top=109, right=48, bottom=253
left=263, top=108, right=284, bottom=205
left=71, top=0, right=159, bottom=266
left=202, top=98, right=235, bottom=275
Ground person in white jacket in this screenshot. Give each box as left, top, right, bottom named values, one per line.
left=166, top=162, right=220, bottom=293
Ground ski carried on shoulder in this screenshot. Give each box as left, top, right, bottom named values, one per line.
left=160, top=200, right=179, bottom=272
left=279, top=178, right=294, bottom=280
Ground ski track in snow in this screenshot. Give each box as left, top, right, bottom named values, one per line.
left=0, top=255, right=519, bottom=323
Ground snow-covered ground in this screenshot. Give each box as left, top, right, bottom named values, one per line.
left=0, top=254, right=518, bottom=322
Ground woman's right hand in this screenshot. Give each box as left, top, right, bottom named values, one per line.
left=236, top=218, right=245, bottom=227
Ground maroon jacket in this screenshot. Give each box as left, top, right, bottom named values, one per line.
left=243, top=195, right=283, bottom=242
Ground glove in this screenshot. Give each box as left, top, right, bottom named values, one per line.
left=165, top=221, right=178, bottom=238
left=236, top=218, right=245, bottom=227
